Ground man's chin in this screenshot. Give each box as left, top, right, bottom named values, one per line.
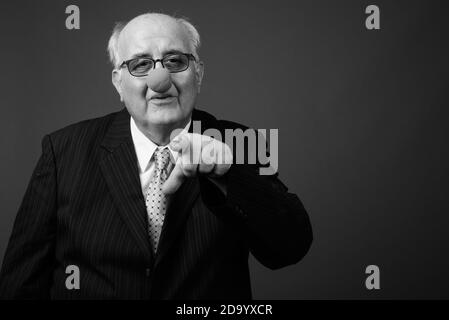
left=146, top=109, right=188, bottom=127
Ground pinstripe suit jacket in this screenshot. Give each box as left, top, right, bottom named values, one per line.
left=0, top=108, right=312, bottom=299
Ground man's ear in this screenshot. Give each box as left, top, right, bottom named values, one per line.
left=112, top=69, right=124, bottom=102
left=195, top=61, right=205, bottom=93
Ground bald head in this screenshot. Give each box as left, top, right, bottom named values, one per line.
left=108, top=13, right=201, bottom=69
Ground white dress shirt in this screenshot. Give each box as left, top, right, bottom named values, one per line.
left=130, top=117, right=191, bottom=198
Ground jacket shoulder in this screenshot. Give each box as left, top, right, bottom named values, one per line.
left=43, top=110, right=123, bottom=160
left=47, top=110, right=120, bottom=147
left=193, top=108, right=250, bottom=131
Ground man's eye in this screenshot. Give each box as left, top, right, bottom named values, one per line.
left=166, top=57, right=182, bottom=63
left=131, top=59, right=152, bottom=71
left=164, top=56, right=185, bottom=67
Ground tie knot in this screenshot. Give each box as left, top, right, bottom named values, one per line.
left=153, top=147, right=171, bottom=171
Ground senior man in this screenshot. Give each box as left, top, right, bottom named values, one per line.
left=0, top=12, right=312, bottom=299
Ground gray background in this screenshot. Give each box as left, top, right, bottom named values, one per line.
left=1, top=0, right=448, bottom=299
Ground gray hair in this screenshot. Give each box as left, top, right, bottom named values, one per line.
left=107, top=13, right=201, bottom=69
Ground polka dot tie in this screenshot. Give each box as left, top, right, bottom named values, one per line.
left=145, top=147, right=172, bottom=253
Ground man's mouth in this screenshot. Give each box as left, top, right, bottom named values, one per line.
left=149, top=94, right=176, bottom=105
left=151, top=93, right=173, bottom=100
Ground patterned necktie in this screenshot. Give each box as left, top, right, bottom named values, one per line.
left=145, top=147, right=172, bottom=253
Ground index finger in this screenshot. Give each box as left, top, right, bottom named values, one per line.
left=162, top=159, right=185, bottom=195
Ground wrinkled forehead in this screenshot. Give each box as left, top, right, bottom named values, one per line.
left=118, top=16, right=191, bottom=61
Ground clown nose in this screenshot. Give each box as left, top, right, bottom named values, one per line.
left=147, top=68, right=172, bottom=93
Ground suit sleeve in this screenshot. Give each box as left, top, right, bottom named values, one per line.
left=200, top=162, right=313, bottom=270
left=0, top=135, right=57, bottom=299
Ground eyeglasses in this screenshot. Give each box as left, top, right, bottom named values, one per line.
left=119, top=53, right=196, bottom=77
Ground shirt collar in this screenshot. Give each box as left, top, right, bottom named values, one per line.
left=130, top=117, right=191, bottom=173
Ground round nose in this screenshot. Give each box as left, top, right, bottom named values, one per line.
left=146, top=68, right=172, bottom=93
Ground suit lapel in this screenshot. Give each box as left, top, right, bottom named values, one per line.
left=99, top=108, right=153, bottom=264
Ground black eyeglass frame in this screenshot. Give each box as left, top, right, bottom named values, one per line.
left=119, top=53, right=197, bottom=77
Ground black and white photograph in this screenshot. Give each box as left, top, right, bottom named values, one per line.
left=0, top=0, right=448, bottom=308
